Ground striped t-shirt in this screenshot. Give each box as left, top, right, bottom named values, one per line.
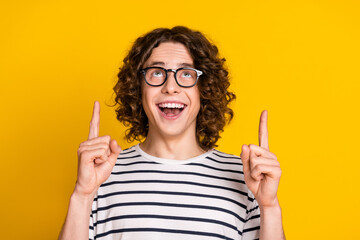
left=89, top=144, right=260, bottom=240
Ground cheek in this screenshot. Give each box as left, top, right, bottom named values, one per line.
left=191, top=87, right=201, bottom=113
left=194, top=86, right=201, bottom=104
left=140, top=84, right=149, bottom=114
left=141, top=84, right=156, bottom=116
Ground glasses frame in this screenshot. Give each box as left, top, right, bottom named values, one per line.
left=140, top=66, right=203, bottom=88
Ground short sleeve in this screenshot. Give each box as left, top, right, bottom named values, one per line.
left=89, top=193, right=98, bottom=240
left=242, top=190, right=260, bottom=240
left=89, top=212, right=94, bottom=240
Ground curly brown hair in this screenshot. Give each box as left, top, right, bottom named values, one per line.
left=113, top=26, right=236, bottom=151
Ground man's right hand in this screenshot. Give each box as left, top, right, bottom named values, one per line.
left=74, top=101, right=122, bottom=197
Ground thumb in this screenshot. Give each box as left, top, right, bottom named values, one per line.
left=108, top=139, right=122, bottom=165
left=240, top=144, right=250, bottom=176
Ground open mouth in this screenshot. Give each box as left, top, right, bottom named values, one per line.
left=157, top=102, right=186, bottom=117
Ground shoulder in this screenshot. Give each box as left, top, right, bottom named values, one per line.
left=208, top=149, right=243, bottom=165
left=212, top=149, right=241, bottom=159
left=114, top=144, right=144, bottom=165
left=117, top=145, right=138, bottom=157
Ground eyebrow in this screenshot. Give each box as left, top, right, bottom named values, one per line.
left=147, top=61, right=194, bottom=68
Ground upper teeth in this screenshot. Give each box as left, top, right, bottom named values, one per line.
left=159, top=103, right=185, bottom=109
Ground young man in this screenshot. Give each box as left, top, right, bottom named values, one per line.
left=59, top=26, right=285, bottom=239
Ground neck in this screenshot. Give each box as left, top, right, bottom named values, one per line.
left=140, top=128, right=206, bottom=160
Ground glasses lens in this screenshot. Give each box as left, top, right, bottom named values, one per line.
left=145, top=68, right=166, bottom=86
left=176, top=69, right=198, bottom=87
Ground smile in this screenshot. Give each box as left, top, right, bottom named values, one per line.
left=157, top=102, right=187, bottom=119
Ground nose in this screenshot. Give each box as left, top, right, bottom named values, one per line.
left=161, top=71, right=181, bottom=94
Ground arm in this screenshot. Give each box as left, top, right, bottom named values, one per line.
left=240, top=110, right=285, bottom=239
left=58, top=101, right=122, bottom=240
left=58, top=190, right=95, bottom=240
left=260, top=200, right=285, bottom=240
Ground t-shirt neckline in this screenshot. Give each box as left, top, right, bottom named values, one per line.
left=135, top=143, right=214, bottom=165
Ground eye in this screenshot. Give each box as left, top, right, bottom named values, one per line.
left=152, top=71, right=164, bottom=77
left=181, top=71, right=193, bottom=78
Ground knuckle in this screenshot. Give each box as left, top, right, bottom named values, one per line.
left=253, top=164, right=263, bottom=172
left=79, top=150, right=88, bottom=159
left=77, top=148, right=83, bottom=155
left=249, top=144, right=257, bottom=151
left=274, top=167, right=282, bottom=178
left=275, top=160, right=280, bottom=167
left=250, top=156, right=260, bottom=165
left=103, top=135, right=111, bottom=142
left=97, top=143, right=106, bottom=148
left=250, top=171, right=259, bottom=180
left=253, top=164, right=260, bottom=171
left=98, top=148, right=106, bottom=156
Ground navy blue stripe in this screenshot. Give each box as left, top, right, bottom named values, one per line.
left=117, top=154, right=142, bottom=160
left=248, top=214, right=261, bottom=220
left=93, top=214, right=243, bottom=236
left=213, top=151, right=241, bottom=160
left=188, top=162, right=244, bottom=174
left=100, top=179, right=247, bottom=196
left=247, top=205, right=259, bottom=214
left=115, top=161, right=158, bottom=166
left=111, top=169, right=245, bottom=184
left=119, top=149, right=136, bottom=155
left=94, top=190, right=247, bottom=209
left=94, top=227, right=235, bottom=240
left=248, top=195, right=255, bottom=202
left=243, top=226, right=260, bottom=233
left=92, top=201, right=246, bottom=223
left=206, top=156, right=243, bottom=166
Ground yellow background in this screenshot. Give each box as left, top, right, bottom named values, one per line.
left=1, top=0, right=359, bottom=239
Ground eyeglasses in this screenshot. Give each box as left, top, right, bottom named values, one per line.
left=140, top=67, right=203, bottom=88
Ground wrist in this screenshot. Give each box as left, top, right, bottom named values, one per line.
left=60, top=187, right=95, bottom=240
left=259, top=198, right=282, bottom=213
left=259, top=198, right=285, bottom=240
left=69, top=191, right=95, bottom=217
left=72, top=186, right=97, bottom=205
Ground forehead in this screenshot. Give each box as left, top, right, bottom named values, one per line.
left=144, top=42, right=193, bottom=67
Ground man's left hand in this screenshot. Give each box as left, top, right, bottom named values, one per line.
left=240, top=110, right=282, bottom=208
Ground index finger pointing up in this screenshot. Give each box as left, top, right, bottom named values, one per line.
left=258, top=110, right=269, bottom=150
left=88, top=101, right=100, bottom=140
